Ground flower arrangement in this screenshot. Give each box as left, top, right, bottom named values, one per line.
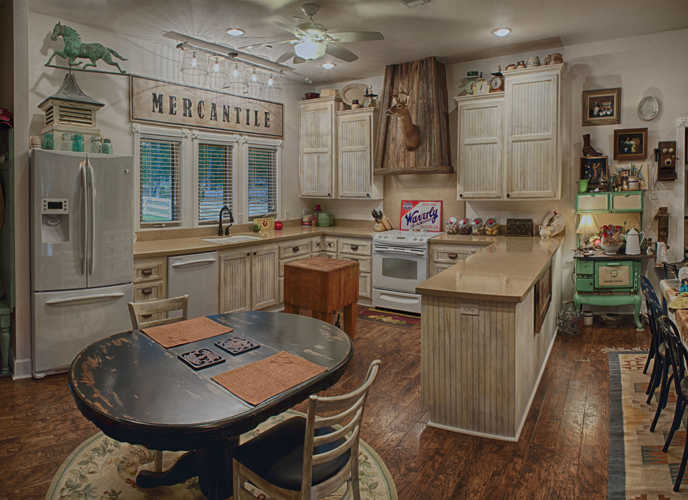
left=600, top=225, right=623, bottom=245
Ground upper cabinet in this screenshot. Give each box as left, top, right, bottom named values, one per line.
left=456, top=64, right=564, bottom=201
left=299, top=97, right=382, bottom=200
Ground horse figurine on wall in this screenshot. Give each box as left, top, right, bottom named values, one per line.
left=386, top=87, right=420, bottom=151
left=46, top=21, right=128, bottom=74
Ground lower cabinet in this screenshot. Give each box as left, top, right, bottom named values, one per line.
left=338, top=237, right=373, bottom=299
left=133, top=257, right=167, bottom=322
left=219, top=245, right=278, bottom=313
left=429, top=244, right=483, bottom=277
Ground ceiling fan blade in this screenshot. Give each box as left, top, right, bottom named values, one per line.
left=238, top=39, right=295, bottom=50
left=273, top=20, right=306, bottom=37
left=276, top=48, right=296, bottom=64
left=325, top=43, right=358, bottom=62
left=327, top=31, right=385, bottom=43
left=293, top=55, right=307, bottom=64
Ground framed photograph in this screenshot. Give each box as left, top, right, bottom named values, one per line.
left=582, top=88, right=621, bottom=126
left=614, top=128, right=648, bottom=160
left=580, top=156, right=608, bottom=188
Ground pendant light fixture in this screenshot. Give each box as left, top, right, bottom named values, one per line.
left=224, top=62, right=248, bottom=94
left=180, top=49, right=208, bottom=87
left=260, top=73, right=283, bottom=100
left=207, top=56, right=228, bottom=90
left=294, top=38, right=326, bottom=61
left=247, top=67, right=265, bottom=93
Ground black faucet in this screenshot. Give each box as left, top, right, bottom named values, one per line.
left=218, top=206, right=234, bottom=236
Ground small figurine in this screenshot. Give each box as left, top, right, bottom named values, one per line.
left=582, top=134, right=602, bottom=157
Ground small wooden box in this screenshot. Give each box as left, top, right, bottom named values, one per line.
left=506, top=219, right=533, bottom=236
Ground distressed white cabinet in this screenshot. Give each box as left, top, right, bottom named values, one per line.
left=299, top=97, right=338, bottom=198
left=133, top=257, right=167, bottom=322
left=219, top=245, right=278, bottom=313
left=456, top=64, right=564, bottom=201
left=456, top=95, right=503, bottom=199
left=299, top=97, right=382, bottom=200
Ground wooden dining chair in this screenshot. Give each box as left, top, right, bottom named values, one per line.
left=127, top=295, right=189, bottom=330
left=127, top=294, right=189, bottom=472
left=232, top=359, right=381, bottom=500
left=649, top=298, right=677, bottom=432
left=645, top=293, right=666, bottom=402
left=640, top=276, right=660, bottom=375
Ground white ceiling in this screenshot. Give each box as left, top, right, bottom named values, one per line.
left=29, top=0, right=688, bottom=84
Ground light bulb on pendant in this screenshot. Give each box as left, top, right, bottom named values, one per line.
left=232, top=64, right=240, bottom=78
left=207, top=56, right=228, bottom=91
left=224, top=62, right=248, bottom=94
left=191, top=51, right=198, bottom=68
left=212, top=58, right=220, bottom=74
left=267, top=74, right=274, bottom=87
left=248, top=67, right=264, bottom=91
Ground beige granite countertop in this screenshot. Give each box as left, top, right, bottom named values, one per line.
left=416, top=235, right=564, bottom=303
left=134, top=226, right=376, bottom=258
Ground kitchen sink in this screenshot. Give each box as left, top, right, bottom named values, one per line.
left=202, top=235, right=263, bottom=244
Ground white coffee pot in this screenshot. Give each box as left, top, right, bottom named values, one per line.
left=625, top=228, right=645, bottom=255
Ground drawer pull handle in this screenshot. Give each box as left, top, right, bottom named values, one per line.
left=448, top=253, right=458, bottom=259
left=142, top=313, right=153, bottom=319
left=351, top=245, right=359, bottom=251
left=292, top=246, right=299, bottom=252
left=141, top=268, right=153, bottom=276
left=142, top=287, right=153, bottom=295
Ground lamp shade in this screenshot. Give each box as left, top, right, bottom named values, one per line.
left=575, top=214, right=598, bottom=235
left=294, top=39, right=326, bottom=60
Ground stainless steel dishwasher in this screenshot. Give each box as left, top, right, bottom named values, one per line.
left=167, top=251, right=219, bottom=319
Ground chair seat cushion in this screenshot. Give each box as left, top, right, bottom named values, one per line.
left=233, top=416, right=350, bottom=491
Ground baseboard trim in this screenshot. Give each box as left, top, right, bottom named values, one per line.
left=426, top=421, right=519, bottom=442
left=11, top=352, right=32, bottom=379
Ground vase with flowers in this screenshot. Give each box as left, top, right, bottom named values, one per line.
left=600, top=225, right=623, bottom=255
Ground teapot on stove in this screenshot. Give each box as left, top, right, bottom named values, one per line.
left=625, top=228, right=645, bottom=255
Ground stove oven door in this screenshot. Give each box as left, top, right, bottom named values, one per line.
left=372, top=245, right=427, bottom=294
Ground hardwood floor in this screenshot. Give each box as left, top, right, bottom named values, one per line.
left=0, top=314, right=649, bottom=499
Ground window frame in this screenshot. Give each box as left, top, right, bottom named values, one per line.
left=242, top=136, right=282, bottom=222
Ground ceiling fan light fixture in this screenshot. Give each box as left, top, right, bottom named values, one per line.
left=491, top=28, right=512, bottom=37
left=321, top=62, right=336, bottom=69
left=294, top=39, right=326, bottom=61
left=226, top=28, right=244, bottom=36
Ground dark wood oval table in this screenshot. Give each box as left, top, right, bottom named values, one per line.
left=68, top=311, right=353, bottom=500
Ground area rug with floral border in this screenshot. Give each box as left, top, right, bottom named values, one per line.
left=357, top=307, right=420, bottom=329
left=609, top=351, right=688, bottom=499
left=45, top=409, right=397, bottom=500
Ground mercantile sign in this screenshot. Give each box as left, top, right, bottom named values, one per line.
left=130, top=75, right=283, bottom=137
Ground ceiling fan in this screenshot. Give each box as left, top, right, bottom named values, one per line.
left=241, top=3, right=385, bottom=64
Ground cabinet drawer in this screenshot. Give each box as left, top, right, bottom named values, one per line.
left=134, top=281, right=165, bottom=302
left=279, top=239, right=311, bottom=258
left=134, top=258, right=166, bottom=283
left=280, top=254, right=312, bottom=276
left=431, top=244, right=482, bottom=264
left=359, top=273, right=371, bottom=298
left=339, top=255, right=371, bottom=273
left=577, top=193, right=609, bottom=212
left=313, top=251, right=338, bottom=259
left=311, top=238, right=323, bottom=253
left=430, top=262, right=455, bottom=277
left=339, top=239, right=372, bottom=256
left=576, top=278, right=594, bottom=293
left=611, top=192, right=643, bottom=212
left=324, top=238, right=338, bottom=252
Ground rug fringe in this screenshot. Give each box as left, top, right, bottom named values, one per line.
left=600, top=346, right=647, bottom=353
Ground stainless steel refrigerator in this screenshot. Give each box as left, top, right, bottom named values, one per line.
left=30, top=150, right=134, bottom=378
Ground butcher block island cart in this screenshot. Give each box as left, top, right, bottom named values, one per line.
left=415, top=235, right=564, bottom=441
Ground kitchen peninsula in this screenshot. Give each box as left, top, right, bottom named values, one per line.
left=416, top=235, right=564, bottom=441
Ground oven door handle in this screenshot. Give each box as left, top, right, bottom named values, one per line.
left=374, top=246, right=426, bottom=257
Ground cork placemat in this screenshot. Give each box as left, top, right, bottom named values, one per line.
left=211, top=351, right=326, bottom=406
left=142, top=317, right=233, bottom=348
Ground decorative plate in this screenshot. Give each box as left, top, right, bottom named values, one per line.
left=637, top=96, right=659, bottom=121
left=341, top=83, right=368, bottom=106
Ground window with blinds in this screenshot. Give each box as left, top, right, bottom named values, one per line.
left=248, top=146, right=278, bottom=219
left=198, top=143, right=233, bottom=223
left=140, top=138, right=181, bottom=225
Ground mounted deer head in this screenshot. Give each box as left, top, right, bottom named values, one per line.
left=386, top=88, right=420, bottom=151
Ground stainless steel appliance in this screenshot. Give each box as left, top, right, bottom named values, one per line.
left=30, top=150, right=134, bottom=378
left=372, top=230, right=438, bottom=314
left=168, top=252, right=219, bottom=319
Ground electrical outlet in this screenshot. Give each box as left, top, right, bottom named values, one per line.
left=460, top=303, right=479, bottom=316
left=651, top=189, right=658, bottom=200
left=303, top=208, right=309, bottom=216
left=238, top=213, right=243, bottom=223
left=285, top=210, right=290, bottom=220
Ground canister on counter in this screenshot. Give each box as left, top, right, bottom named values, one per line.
left=445, top=217, right=458, bottom=234
left=302, top=215, right=312, bottom=227
left=471, top=218, right=485, bottom=235
left=485, top=218, right=500, bottom=235
left=458, top=218, right=472, bottom=235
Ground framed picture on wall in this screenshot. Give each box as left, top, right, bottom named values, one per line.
left=580, top=156, right=608, bottom=189
left=614, top=128, right=648, bottom=160
left=582, top=88, right=621, bottom=126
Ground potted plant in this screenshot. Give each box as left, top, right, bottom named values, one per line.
left=600, top=225, right=623, bottom=255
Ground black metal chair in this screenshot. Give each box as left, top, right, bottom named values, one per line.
left=641, top=276, right=660, bottom=375
left=658, top=316, right=688, bottom=491
left=647, top=295, right=673, bottom=433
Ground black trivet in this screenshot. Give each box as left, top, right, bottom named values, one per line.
left=215, top=336, right=260, bottom=355
left=178, top=348, right=225, bottom=370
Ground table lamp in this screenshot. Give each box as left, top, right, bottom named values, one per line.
left=575, top=214, right=598, bottom=252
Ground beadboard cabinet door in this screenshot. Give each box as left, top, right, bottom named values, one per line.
left=251, top=245, right=279, bottom=310
left=219, top=248, right=252, bottom=314
left=504, top=68, right=561, bottom=199
left=457, top=96, right=503, bottom=199
left=300, top=97, right=337, bottom=198
left=337, top=109, right=372, bottom=198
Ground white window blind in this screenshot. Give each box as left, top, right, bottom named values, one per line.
left=198, top=143, right=233, bottom=223
left=140, top=138, right=181, bottom=225
left=248, top=146, right=277, bottom=219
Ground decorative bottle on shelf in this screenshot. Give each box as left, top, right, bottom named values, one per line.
left=102, top=138, right=113, bottom=154
left=42, top=133, right=54, bottom=150
left=72, top=134, right=84, bottom=152
left=90, top=135, right=102, bottom=154
left=61, top=133, right=73, bottom=151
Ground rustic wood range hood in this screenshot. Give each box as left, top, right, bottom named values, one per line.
left=374, top=56, right=453, bottom=175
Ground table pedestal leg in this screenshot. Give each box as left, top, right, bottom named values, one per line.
left=137, top=451, right=196, bottom=488
left=343, top=302, right=357, bottom=340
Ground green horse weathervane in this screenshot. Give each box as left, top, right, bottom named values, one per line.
left=46, top=22, right=128, bottom=75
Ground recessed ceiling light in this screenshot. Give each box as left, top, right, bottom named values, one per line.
left=226, top=28, right=244, bottom=36
left=321, top=63, right=336, bottom=69
left=492, top=28, right=512, bottom=37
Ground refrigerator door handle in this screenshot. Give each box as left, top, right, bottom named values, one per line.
left=80, top=162, right=88, bottom=276
left=45, top=293, right=125, bottom=305
left=88, top=161, right=95, bottom=276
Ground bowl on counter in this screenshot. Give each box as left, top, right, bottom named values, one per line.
left=600, top=244, right=621, bottom=255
